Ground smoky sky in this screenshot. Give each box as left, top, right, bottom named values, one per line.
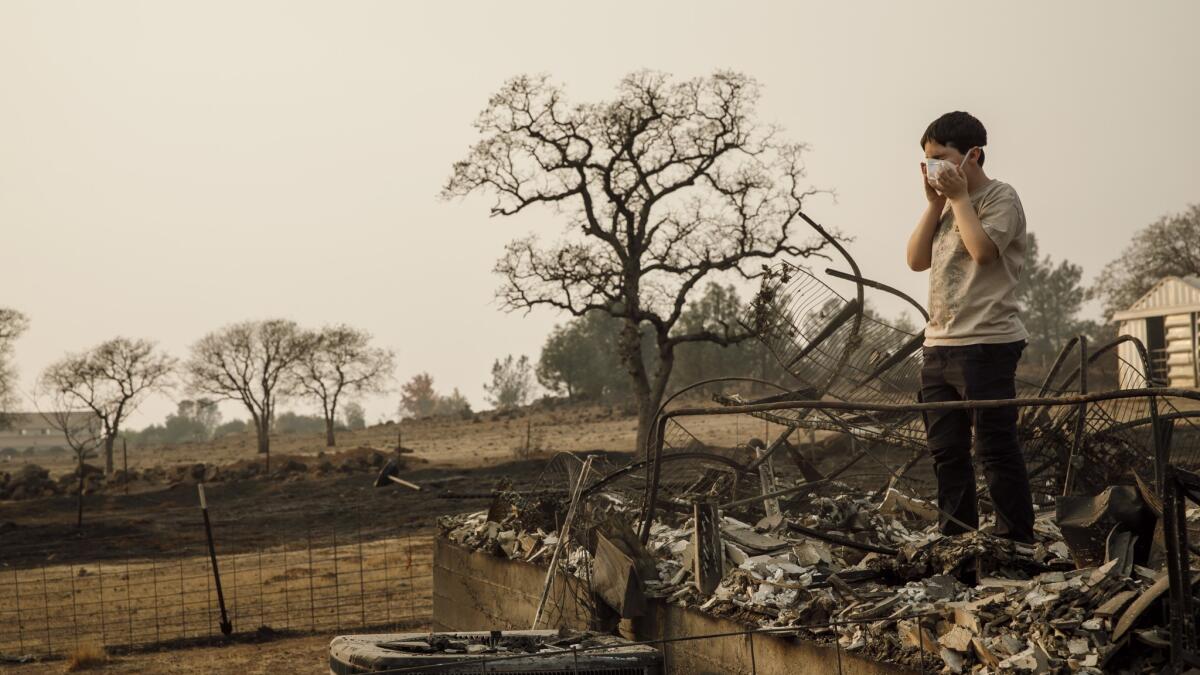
left=3, top=1, right=1197, bottom=426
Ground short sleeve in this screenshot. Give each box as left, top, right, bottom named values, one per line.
left=977, top=186, right=1024, bottom=252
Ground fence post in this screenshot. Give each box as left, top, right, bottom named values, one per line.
left=179, top=559, right=186, bottom=639
left=230, top=552, right=239, bottom=629
left=282, top=543, right=291, bottom=631
left=383, top=536, right=392, bottom=629
left=307, top=525, right=317, bottom=632
left=406, top=534, right=415, bottom=620
left=96, top=563, right=107, bottom=648
left=124, top=561, right=134, bottom=647
left=152, top=561, right=161, bottom=644
left=13, top=569, right=23, bottom=654
left=257, top=548, right=266, bottom=628
left=333, top=527, right=342, bottom=632
left=206, top=556, right=213, bottom=638
left=69, top=564, right=80, bottom=652
left=357, top=509, right=367, bottom=628
left=40, top=565, right=51, bottom=658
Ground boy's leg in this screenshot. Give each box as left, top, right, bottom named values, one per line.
left=920, top=346, right=978, bottom=535
left=965, top=341, right=1036, bottom=544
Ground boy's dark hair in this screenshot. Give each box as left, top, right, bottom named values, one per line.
left=920, top=111, right=987, bottom=166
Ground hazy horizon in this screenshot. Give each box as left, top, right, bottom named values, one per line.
left=3, top=1, right=1198, bottom=428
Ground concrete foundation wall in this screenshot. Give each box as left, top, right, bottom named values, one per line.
left=433, top=536, right=915, bottom=675
left=432, top=535, right=592, bottom=632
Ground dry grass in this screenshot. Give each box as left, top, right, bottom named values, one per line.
left=20, top=401, right=773, bottom=479
left=1, top=535, right=434, bottom=659
left=64, top=643, right=106, bottom=671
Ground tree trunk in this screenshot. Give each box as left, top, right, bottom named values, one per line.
left=619, top=319, right=655, bottom=460
left=325, top=416, right=336, bottom=447
left=256, top=419, right=271, bottom=472
left=77, top=455, right=84, bottom=529
left=104, top=434, right=115, bottom=475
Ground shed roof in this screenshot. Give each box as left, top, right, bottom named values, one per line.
left=1112, top=276, right=1200, bottom=322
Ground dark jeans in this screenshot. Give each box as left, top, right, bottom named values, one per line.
left=920, top=340, right=1035, bottom=544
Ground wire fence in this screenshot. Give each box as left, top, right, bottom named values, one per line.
left=0, top=505, right=433, bottom=660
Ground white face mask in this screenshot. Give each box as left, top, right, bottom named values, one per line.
left=925, top=147, right=975, bottom=184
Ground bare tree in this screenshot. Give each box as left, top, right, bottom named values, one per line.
left=0, top=308, right=30, bottom=423
left=186, top=320, right=312, bottom=469
left=35, top=389, right=103, bottom=528
left=41, top=337, right=176, bottom=475
left=294, top=325, right=394, bottom=447
left=443, top=71, right=829, bottom=451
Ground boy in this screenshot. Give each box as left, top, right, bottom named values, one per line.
left=906, top=111, right=1035, bottom=545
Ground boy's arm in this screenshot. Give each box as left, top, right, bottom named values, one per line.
left=906, top=202, right=943, bottom=271
left=907, top=163, right=945, bottom=272
left=947, top=197, right=999, bottom=265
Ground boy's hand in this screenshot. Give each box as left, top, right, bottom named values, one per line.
left=934, top=164, right=968, bottom=200
left=921, top=163, right=946, bottom=204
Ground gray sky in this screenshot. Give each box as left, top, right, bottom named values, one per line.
left=3, top=1, right=1198, bottom=427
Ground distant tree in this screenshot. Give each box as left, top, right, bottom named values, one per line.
left=126, top=399, right=220, bottom=448
left=40, top=338, right=175, bottom=475
left=670, top=283, right=761, bottom=390
left=213, top=418, right=250, bottom=439
left=0, top=308, right=29, bottom=424
left=484, top=355, right=534, bottom=411
left=433, top=388, right=473, bottom=418
left=182, top=399, right=222, bottom=438
left=36, top=393, right=102, bottom=528
left=537, top=311, right=634, bottom=402
left=443, top=71, right=829, bottom=451
left=154, top=400, right=216, bottom=445
left=1017, top=234, right=1092, bottom=367
left=274, top=411, right=329, bottom=435
left=186, top=320, right=313, bottom=469
left=342, top=401, right=367, bottom=430
left=398, top=373, right=439, bottom=419
left=294, top=325, right=395, bottom=447
left=1092, top=203, right=1200, bottom=319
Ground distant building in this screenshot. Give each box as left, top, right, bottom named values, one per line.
left=0, top=412, right=91, bottom=455
left=1112, top=276, right=1200, bottom=388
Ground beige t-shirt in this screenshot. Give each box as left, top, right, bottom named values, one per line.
left=924, top=178, right=1029, bottom=346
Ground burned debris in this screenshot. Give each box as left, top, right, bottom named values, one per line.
left=437, top=253, right=1200, bottom=673
left=329, top=630, right=663, bottom=672
left=442, top=459, right=1200, bottom=673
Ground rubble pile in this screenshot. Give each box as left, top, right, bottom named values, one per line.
left=0, top=448, right=416, bottom=500
left=439, top=476, right=1197, bottom=674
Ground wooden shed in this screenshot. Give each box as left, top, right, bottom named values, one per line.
left=1112, top=276, right=1200, bottom=388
